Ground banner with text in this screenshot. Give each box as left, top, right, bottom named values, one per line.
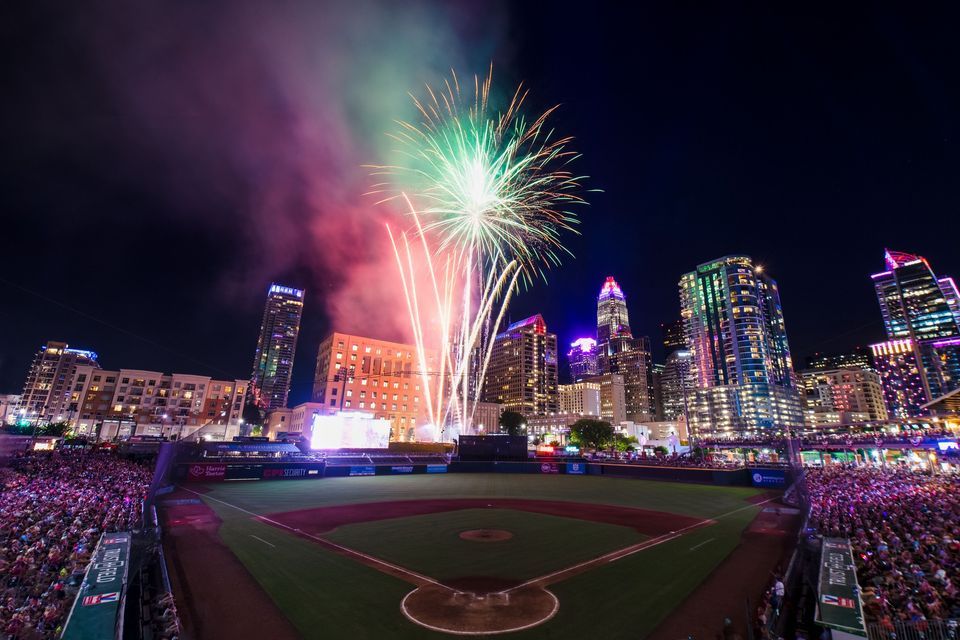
left=62, top=532, right=131, bottom=640
left=815, top=537, right=867, bottom=636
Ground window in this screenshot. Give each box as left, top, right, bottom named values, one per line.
left=122, top=377, right=129, bottom=384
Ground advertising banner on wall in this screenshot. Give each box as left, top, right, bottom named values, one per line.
left=815, top=538, right=866, bottom=636
left=750, top=468, right=786, bottom=488
left=62, top=533, right=131, bottom=640
left=187, top=463, right=227, bottom=481
left=426, top=464, right=448, bottom=473
left=349, top=465, right=376, bottom=476
left=539, top=462, right=559, bottom=474
left=566, top=462, right=587, bottom=475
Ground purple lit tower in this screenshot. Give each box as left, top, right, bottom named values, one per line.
left=871, top=249, right=960, bottom=415
left=568, top=337, right=600, bottom=381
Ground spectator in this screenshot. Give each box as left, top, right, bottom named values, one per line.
left=0, top=449, right=152, bottom=639
left=806, top=466, right=960, bottom=623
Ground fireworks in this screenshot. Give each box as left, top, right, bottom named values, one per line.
left=374, top=68, right=586, bottom=283
left=373, top=67, right=588, bottom=436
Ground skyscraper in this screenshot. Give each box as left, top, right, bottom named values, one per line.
left=567, top=337, right=600, bottom=380
left=661, top=319, right=687, bottom=354
left=679, top=256, right=802, bottom=434
left=869, top=339, right=928, bottom=418
left=595, top=277, right=655, bottom=422
left=250, top=284, right=304, bottom=410
left=17, top=341, right=100, bottom=423
left=482, top=314, right=559, bottom=417
left=799, top=367, right=888, bottom=427
left=597, top=277, right=631, bottom=347
left=805, top=347, right=874, bottom=372
left=659, top=349, right=694, bottom=421
left=872, top=250, right=960, bottom=405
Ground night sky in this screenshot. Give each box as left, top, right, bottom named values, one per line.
left=3, top=2, right=960, bottom=403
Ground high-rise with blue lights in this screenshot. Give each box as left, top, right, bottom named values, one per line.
left=251, top=283, right=304, bottom=410
left=871, top=249, right=960, bottom=410
left=679, top=256, right=802, bottom=434
left=17, top=341, right=100, bottom=424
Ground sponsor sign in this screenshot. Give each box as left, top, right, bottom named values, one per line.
left=187, top=464, right=226, bottom=481
left=62, top=533, right=131, bottom=640
left=815, top=537, right=866, bottom=635
left=349, top=465, right=376, bottom=476
left=390, top=466, right=414, bottom=474
left=262, top=467, right=309, bottom=479
left=566, top=462, right=586, bottom=475
left=426, top=464, right=448, bottom=473
left=750, top=469, right=786, bottom=488
left=540, top=463, right=559, bottom=474
left=82, top=592, right=119, bottom=606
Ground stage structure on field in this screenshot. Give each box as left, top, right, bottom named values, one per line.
left=371, top=67, right=589, bottom=438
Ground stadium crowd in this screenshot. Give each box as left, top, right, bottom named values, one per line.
left=806, top=466, right=960, bottom=624
left=0, top=450, right=152, bottom=639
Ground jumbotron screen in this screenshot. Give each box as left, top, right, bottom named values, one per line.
left=310, top=412, right=392, bottom=449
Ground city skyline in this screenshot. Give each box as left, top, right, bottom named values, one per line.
left=4, top=3, right=960, bottom=408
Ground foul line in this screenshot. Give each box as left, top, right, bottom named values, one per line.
left=503, top=496, right=777, bottom=593
left=177, top=486, right=452, bottom=592
left=249, top=535, right=276, bottom=548
left=689, top=538, right=716, bottom=552
left=179, top=487, right=775, bottom=598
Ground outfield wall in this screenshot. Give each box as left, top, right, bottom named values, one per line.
left=172, top=459, right=785, bottom=487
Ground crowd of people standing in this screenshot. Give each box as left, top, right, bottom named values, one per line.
left=806, top=466, right=960, bottom=626
left=0, top=449, right=152, bottom=639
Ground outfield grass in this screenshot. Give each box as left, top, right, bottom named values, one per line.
left=194, top=475, right=764, bottom=639
left=325, top=508, right=645, bottom=581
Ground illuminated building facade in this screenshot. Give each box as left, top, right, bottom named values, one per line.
left=250, top=283, right=304, bottom=410
left=567, top=337, right=600, bottom=380
left=679, top=256, right=802, bottom=434
left=583, top=372, right=626, bottom=424
left=661, top=319, right=687, bottom=354
left=805, top=347, right=874, bottom=371
left=312, top=332, right=436, bottom=441
left=558, top=381, right=601, bottom=416
left=660, top=349, right=694, bottom=421
left=595, top=277, right=655, bottom=422
left=16, top=341, right=100, bottom=423
left=68, top=365, right=246, bottom=439
left=799, top=367, right=888, bottom=427
left=872, top=250, right=960, bottom=405
left=482, top=314, right=559, bottom=417
left=0, top=394, right=21, bottom=426
left=869, top=339, right=929, bottom=419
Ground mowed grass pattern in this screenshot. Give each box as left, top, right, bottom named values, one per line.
left=325, top=508, right=645, bottom=581
left=194, top=475, right=765, bottom=639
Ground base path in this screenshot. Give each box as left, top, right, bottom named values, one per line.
left=160, top=491, right=300, bottom=640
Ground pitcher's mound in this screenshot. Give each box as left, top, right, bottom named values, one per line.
left=459, top=529, right=513, bottom=542
left=401, top=578, right=557, bottom=635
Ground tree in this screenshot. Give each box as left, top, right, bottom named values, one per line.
left=41, top=421, right=71, bottom=437
left=499, top=410, right=526, bottom=436
left=612, top=433, right=638, bottom=453
left=653, top=445, right=668, bottom=456
left=569, top=419, right=614, bottom=451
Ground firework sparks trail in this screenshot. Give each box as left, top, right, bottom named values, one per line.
left=376, top=67, right=588, bottom=438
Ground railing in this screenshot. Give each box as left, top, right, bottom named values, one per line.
left=867, top=618, right=960, bottom=640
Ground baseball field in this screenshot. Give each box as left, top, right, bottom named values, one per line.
left=161, top=474, right=794, bottom=639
